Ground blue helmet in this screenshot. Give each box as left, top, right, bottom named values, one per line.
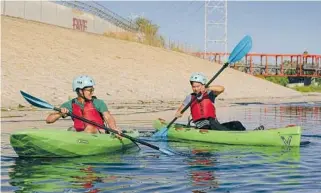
left=189, top=72, right=207, bottom=85
left=72, top=75, right=95, bottom=91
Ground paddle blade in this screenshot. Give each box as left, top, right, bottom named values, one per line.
left=20, top=90, right=54, bottom=110
left=228, top=35, right=252, bottom=64
left=152, top=127, right=169, bottom=138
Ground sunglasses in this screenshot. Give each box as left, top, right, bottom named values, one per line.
left=83, top=88, right=95, bottom=94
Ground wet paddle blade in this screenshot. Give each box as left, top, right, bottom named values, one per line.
left=152, top=118, right=170, bottom=139
left=152, top=127, right=169, bottom=138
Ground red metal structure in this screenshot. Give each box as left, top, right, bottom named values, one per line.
left=193, top=52, right=321, bottom=77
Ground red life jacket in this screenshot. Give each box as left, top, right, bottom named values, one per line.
left=190, top=92, right=216, bottom=122
left=72, top=98, right=104, bottom=132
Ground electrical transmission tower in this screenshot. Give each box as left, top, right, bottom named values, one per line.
left=204, top=0, right=227, bottom=61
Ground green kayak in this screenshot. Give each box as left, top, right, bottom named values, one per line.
left=10, top=128, right=139, bottom=157
left=153, top=119, right=302, bottom=147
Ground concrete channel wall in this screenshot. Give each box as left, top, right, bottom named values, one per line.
left=1, top=0, right=130, bottom=34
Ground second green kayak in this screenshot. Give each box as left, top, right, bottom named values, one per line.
left=153, top=119, right=302, bottom=147
left=10, top=128, right=139, bottom=157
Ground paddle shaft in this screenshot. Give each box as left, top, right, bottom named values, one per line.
left=53, top=107, right=163, bottom=151
left=166, top=62, right=229, bottom=128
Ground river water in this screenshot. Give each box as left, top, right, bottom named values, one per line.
left=1, top=102, right=321, bottom=192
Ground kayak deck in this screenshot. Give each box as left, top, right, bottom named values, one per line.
left=10, top=128, right=139, bottom=157
left=153, top=119, right=302, bottom=147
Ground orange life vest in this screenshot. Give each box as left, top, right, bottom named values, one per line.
left=190, top=92, right=216, bottom=122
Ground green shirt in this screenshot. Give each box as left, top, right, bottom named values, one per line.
left=60, top=98, right=108, bottom=115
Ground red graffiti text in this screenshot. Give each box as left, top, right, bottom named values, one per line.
left=73, top=18, right=87, bottom=31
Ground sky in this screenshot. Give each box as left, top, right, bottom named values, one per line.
left=99, top=1, right=321, bottom=55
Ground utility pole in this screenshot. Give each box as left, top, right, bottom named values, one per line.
left=204, top=0, right=228, bottom=61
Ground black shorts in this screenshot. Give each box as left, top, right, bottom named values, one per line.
left=196, top=118, right=246, bottom=131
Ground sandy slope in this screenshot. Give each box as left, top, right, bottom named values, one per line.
left=1, top=16, right=303, bottom=110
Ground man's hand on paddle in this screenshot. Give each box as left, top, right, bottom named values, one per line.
left=59, top=108, right=69, bottom=117
left=113, top=127, right=123, bottom=139
left=114, top=127, right=122, bottom=134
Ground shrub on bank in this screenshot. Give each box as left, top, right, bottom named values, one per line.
left=293, top=85, right=321, bottom=93
left=104, top=17, right=186, bottom=53
left=265, top=77, right=289, bottom=86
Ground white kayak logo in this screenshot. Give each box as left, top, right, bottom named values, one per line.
left=77, top=139, right=89, bottom=144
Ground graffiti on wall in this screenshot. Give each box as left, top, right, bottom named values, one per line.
left=73, top=18, right=87, bottom=31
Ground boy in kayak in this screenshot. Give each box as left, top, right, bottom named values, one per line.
left=46, top=75, right=122, bottom=134
left=175, top=72, right=264, bottom=131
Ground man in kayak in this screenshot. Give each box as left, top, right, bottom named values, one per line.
left=46, top=75, right=122, bottom=134
left=175, top=72, right=264, bottom=131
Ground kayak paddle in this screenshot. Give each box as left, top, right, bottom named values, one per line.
left=20, top=90, right=176, bottom=156
left=153, top=35, right=253, bottom=138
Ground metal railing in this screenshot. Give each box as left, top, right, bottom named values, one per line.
left=53, top=1, right=139, bottom=32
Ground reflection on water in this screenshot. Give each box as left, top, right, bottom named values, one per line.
left=219, top=102, right=321, bottom=131
left=1, top=103, right=321, bottom=192
left=177, top=141, right=302, bottom=192
left=247, top=104, right=320, bottom=126
left=5, top=155, right=123, bottom=193
left=187, top=151, right=218, bottom=189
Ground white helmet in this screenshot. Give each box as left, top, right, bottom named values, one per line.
left=189, top=72, right=207, bottom=85
left=72, top=75, right=95, bottom=91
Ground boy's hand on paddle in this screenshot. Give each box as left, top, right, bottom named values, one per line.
left=175, top=112, right=183, bottom=118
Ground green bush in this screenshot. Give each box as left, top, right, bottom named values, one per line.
left=293, top=85, right=321, bottom=93
left=103, top=17, right=186, bottom=52
left=265, top=77, right=289, bottom=86
left=314, top=78, right=321, bottom=85
left=135, top=17, right=165, bottom=47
